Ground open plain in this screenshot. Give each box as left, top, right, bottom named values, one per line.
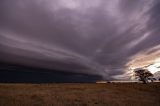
left=0, top=83, right=160, bottom=106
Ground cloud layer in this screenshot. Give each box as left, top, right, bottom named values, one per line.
left=0, top=0, right=160, bottom=79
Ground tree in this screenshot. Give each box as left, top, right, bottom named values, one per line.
left=133, top=68, right=153, bottom=84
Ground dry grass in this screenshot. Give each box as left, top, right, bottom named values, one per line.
left=0, top=83, right=160, bottom=106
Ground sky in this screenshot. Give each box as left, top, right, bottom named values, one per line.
left=0, top=0, right=160, bottom=81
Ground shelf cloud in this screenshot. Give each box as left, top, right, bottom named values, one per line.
left=0, top=0, right=160, bottom=80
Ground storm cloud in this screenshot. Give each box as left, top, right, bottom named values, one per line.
left=0, top=0, right=160, bottom=80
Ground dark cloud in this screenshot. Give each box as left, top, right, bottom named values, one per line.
left=0, top=0, right=160, bottom=80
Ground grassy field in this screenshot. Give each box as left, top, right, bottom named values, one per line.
left=0, top=83, right=160, bottom=106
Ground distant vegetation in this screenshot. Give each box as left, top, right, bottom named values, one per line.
left=134, top=68, right=154, bottom=84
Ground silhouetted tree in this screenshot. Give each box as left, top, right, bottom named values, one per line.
left=134, top=68, right=153, bottom=84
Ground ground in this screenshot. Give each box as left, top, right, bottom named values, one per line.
left=0, top=83, right=160, bottom=106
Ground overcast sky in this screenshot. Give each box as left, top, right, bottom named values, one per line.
left=0, top=0, right=160, bottom=80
